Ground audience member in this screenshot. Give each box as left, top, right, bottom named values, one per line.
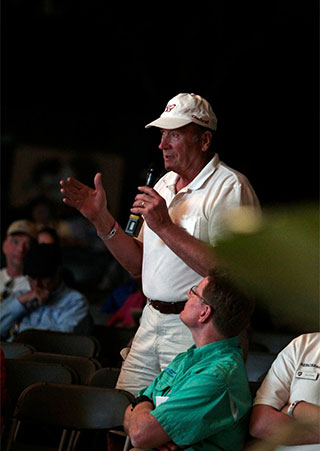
left=0, top=243, right=92, bottom=339
left=124, top=269, right=255, bottom=451
left=37, top=226, right=60, bottom=245
left=60, top=92, right=260, bottom=395
left=250, top=332, right=320, bottom=446
left=0, top=220, right=37, bottom=301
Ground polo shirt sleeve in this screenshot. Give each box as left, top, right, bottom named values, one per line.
left=253, top=345, right=295, bottom=410
left=150, top=372, right=237, bottom=447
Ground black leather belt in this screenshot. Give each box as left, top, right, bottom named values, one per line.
left=148, top=299, right=187, bottom=314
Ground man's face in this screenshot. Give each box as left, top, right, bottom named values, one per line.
left=180, top=276, right=210, bottom=327
left=2, top=234, right=33, bottom=270
left=158, top=124, right=205, bottom=174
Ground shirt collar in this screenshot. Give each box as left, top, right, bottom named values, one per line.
left=187, top=336, right=240, bottom=360
left=163, top=153, right=220, bottom=194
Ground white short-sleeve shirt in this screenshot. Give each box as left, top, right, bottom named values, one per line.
left=253, top=333, right=320, bottom=409
left=140, top=154, right=260, bottom=302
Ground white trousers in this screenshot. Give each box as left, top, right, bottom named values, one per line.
left=116, top=302, right=194, bottom=396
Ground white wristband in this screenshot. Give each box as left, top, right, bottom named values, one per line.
left=97, top=221, right=119, bottom=241
left=288, top=400, right=303, bottom=417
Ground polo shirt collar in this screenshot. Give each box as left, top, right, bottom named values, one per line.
left=164, top=153, right=220, bottom=194
left=187, top=336, right=240, bottom=360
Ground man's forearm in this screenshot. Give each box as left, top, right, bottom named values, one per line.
left=250, top=404, right=320, bottom=445
left=93, top=211, right=143, bottom=277
left=124, top=401, right=171, bottom=449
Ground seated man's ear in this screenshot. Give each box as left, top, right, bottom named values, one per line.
left=199, top=304, right=212, bottom=323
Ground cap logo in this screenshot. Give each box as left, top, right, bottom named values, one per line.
left=165, top=103, right=176, bottom=113
left=191, top=114, right=209, bottom=124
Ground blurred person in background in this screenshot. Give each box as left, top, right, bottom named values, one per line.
left=0, top=243, right=92, bottom=339
left=37, top=226, right=60, bottom=245
left=0, top=220, right=37, bottom=302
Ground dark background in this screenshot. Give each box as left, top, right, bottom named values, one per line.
left=1, top=1, right=319, bottom=229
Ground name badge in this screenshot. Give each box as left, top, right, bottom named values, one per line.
left=296, top=370, right=318, bottom=380
left=156, top=396, right=169, bottom=406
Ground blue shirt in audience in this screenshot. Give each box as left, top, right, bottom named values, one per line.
left=0, top=282, right=91, bottom=338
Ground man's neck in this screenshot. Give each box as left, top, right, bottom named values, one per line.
left=175, top=154, right=213, bottom=192
left=6, top=265, right=24, bottom=279
left=192, top=328, right=225, bottom=348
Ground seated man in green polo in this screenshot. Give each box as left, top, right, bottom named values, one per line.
left=124, top=269, right=255, bottom=451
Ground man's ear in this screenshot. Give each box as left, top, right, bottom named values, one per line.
left=199, top=304, right=212, bottom=323
left=201, top=131, right=212, bottom=152
left=2, top=238, right=8, bottom=255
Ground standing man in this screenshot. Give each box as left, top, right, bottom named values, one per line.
left=0, top=220, right=37, bottom=301
left=60, top=93, right=260, bottom=395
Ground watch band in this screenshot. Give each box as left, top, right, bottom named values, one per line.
left=97, top=221, right=119, bottom=241
left=288, top=400, right=303, bottom=417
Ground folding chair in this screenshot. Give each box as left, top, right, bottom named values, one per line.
left=4, top=382, right=135, bottom=451
left=13, top=329, right=101, bottom=358
left=17, top=351, right=101, bottom=385
left=2, top=357, right=77, bottom=442
left=88, top=367, right=121, bottom=388
left=0, top=341, right=35, bottom=359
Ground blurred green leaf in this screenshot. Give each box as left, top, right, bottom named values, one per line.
left=214, top=204, right=319, bottom=332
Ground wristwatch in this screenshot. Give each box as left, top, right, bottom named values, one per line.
left=130, top=395, right=153, bottom=411
left=287, top=400, right=303, bottom=417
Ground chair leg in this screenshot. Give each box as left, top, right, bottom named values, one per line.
left=67, top=430, right=77, bottom=451
left=123, top=434, right=132, bottom=451
left=58, top=429, right=69, bottom=451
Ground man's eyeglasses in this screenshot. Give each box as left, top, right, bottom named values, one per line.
left=189, top=285, right=209, bottom=305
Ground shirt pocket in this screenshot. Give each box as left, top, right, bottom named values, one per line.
left=179, top=215, right=209, bottom=242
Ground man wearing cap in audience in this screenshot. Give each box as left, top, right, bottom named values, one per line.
left=0, top=220, right=37, bottom=302
left=0, top=243, right=91, bottom=339
left=60, top=93, right=260, bottom=395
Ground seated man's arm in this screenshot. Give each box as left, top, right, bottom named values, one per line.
left=250, top=403, right=320, bottom=445
left=46, top=291, right=89, bottom=333
left=124, top=400, right=174, bottom=449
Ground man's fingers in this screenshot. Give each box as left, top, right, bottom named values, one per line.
left=94, top=172, right=103, bottom=191
left=137, top=186, right=158, bottom=197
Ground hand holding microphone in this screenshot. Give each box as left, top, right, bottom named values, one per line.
left=125, top=163, right=161, bottom=237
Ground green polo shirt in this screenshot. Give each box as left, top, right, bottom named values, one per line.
left=139, top=337, right=251, bottom=451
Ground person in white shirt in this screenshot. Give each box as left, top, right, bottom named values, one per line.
left=0, top=220, right=37, bottom=302
left=60, top=93, right=260, bottom=395
left=250, top=333, right=320, bottom=446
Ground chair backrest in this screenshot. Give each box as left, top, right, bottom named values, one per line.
left=89, top=367, right=121, bottom=388
left=0, top=341, right=35, bottom=359
left=250, top=331, right=296, bottom=354
left=17, top=351, right=101, bottom=385
left=245, top=351, right=277, bottom=382
left=5, top=382, right=135, bottom=451
left=4, top=359, right=76, bottom=411
left=13, top=329, right=101, bottom=358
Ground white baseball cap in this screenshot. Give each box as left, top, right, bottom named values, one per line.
left=145, top=93, right=217, bottom=131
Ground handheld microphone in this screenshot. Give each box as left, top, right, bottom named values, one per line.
left=125, top=163, right=160, bottom=237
